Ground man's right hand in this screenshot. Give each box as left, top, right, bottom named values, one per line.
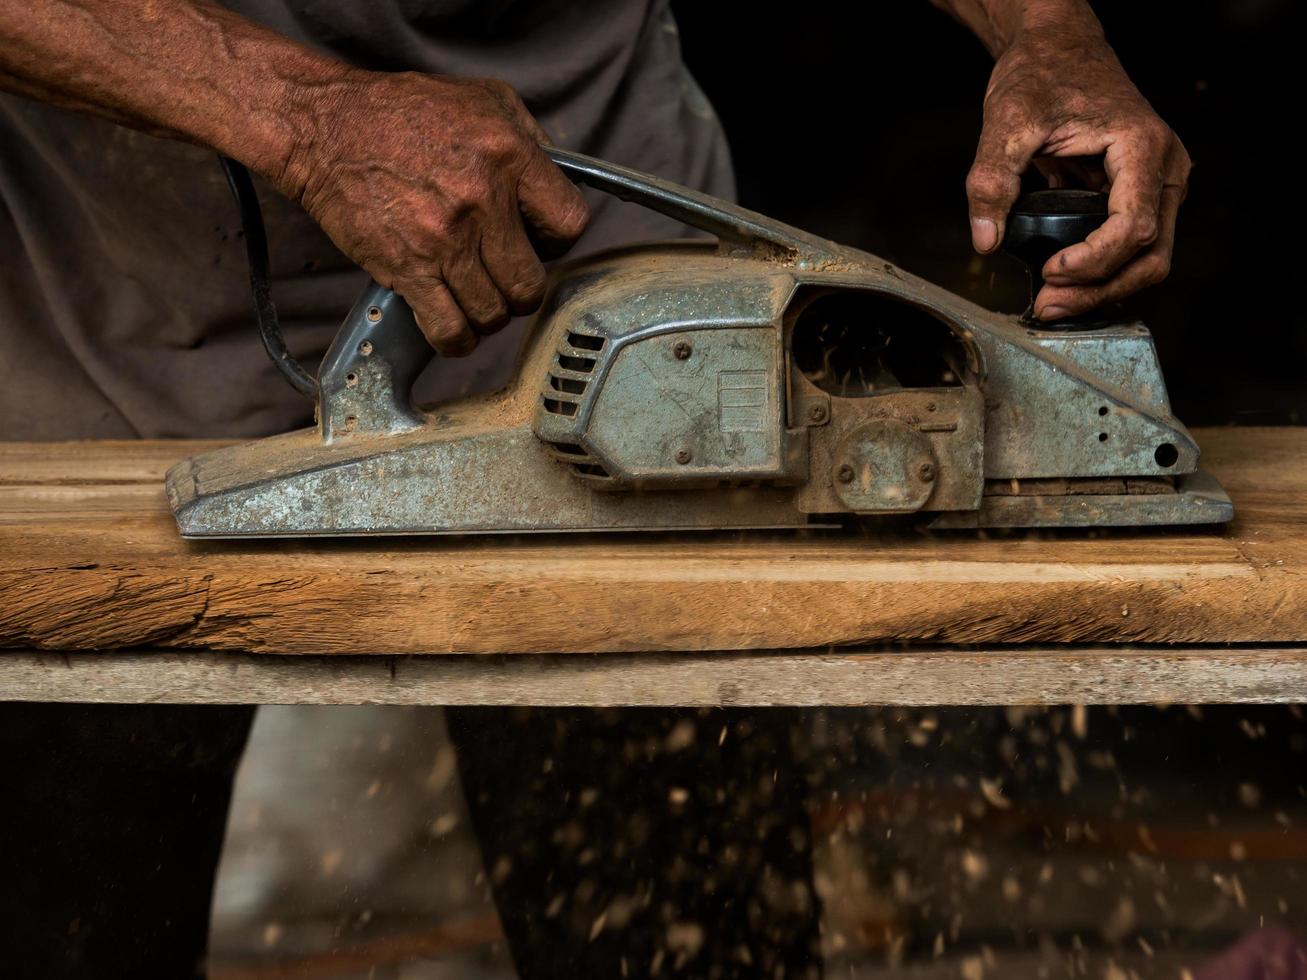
left=278, top=72, right=590, bottom=356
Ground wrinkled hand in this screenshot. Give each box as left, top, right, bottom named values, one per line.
left=279, top=72, right=589, bottom=355
left=965, top=27, right=1190, bottom=319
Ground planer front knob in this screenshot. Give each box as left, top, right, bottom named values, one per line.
left=1003, top=188, right=1109, bottom=326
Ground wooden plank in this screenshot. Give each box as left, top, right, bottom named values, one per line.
left=1, top=428, right=1304, bottom=655
left=0, top=440, right=226, bottom=486
left=2, top=647, right=1305, bottom=705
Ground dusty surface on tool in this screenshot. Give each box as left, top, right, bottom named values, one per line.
left=0, top=428, right=1300, bottom=655
left=165, top=152, right=1231, bottom=539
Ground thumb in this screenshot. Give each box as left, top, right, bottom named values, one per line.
left=965, top=112, right=1045, bottom=253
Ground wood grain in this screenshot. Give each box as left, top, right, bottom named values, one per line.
left=4, top=648, right=1306, bottom=706
left=1, top=428, right=1304, bottom=655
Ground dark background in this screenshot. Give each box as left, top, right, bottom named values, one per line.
left=672, top=0, right=1305, bottom=426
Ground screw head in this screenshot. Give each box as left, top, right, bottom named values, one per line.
left=836, top=463, right=855, bottom=484
left=918, top=461, right=936, bottom=482
left=675, top=448, right=692, bottom=465
left=366, top=306, right=383, bottom=323
left=925, top=401, right=937, bottom=413
left=358, top=340, right=373, bottom=356
left=807, top=404, right=827, bottom=424
left=673, top=340, right=692, bottom=360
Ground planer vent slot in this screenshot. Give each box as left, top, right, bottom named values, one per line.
left=567, top=331, right=605, bottom=351
left=542, top=397, right=579, bottom=417
left=558, top=354, right=597, bottom=373
left=549, top=441, right=588, bottom=456
left=545, top=440, right=614, bottom=482
left=539, top=331, right=604, bottom=420
left=550, top=375, right=587, bottom=395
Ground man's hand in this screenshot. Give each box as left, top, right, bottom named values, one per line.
left=936, top=0, right=1190, bottom=320
left=0, top=0, right=587, bottom=357
left=279, top=73, right=589, bottom=356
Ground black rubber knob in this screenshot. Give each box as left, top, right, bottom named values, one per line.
left=1002, top=189, right=1108, bottom=322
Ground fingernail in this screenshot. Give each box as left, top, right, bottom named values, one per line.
left=1038, top=305, right=1071, bottom=321
left=971, top=218, right=999, bottom=253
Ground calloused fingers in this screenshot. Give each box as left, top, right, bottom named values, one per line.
left=479, top=212, right=548, bottom=316
left=444, top=249, right=511, bottom=336
left=403, top=278, right=477, bottom=356
left=471, top=78, right=586, bottom=251
left=1042, top=134, right=1173, bottom=286
left=1035, top=182, right=1181, bottom=319
left=965, top=106, right=1047, bottom=253
left=517, top=144, right=589, bottom=250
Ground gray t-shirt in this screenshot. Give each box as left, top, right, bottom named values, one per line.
left=0, top=0, right=733, bottom=440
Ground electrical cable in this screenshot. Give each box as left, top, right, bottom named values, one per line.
left=218, top=156, right=319, bottom=400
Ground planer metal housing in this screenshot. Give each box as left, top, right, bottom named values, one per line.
left=166, top=150, right=1232, bottom=537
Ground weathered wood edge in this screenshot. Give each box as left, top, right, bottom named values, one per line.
left=4, top=427, right=1305, bottom=653
left=3, top=647, right=1305, bottom=706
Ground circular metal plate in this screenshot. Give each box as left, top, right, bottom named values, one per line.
left=831, top=419, right=938, bottom=513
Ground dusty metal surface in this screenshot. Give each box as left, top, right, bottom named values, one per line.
left=166, top=150, right=1233, bottom=539
left=829, top=419, right=938, bottom=513
left=930, top=471, right=1232, bottom=528
left=166, top=417, right=808, bottom=537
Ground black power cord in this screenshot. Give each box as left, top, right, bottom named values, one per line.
left=218, top=156, right=319, bottom=400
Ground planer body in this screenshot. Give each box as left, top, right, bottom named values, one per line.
left=166, top=151, right=1231, bottom=537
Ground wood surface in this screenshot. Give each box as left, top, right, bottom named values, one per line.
left=0, top=427, right=1304, bottom=656
left=4, top=648, right=1306, bottom=706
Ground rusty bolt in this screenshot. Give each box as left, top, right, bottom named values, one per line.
left=836, top=463, right=855, bottom=484
left=358, top=340, right=373, bottom=357
left=918, top=462, right=936, bottom=482
left=925, top=401, right=937, bottom=413
left=673, top=340, right=692, bottom=360
left=675, top=448, right=692, bottom=465
left=807, top=404, right=827, bottom=424
left=345, top=372, right=359, bottom=388
left=366, top=306, right=383, bottom=323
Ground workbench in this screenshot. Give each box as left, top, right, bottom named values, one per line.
left=2, top=427, right=1304, bottom=706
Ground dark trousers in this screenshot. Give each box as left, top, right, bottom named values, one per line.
left=0, top=702, right=254, bottom=979
left=0, top=703, right=819, bottom=979
left=447, top=707, right=821, bottom=980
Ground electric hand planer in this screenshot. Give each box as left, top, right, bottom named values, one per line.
left=165, top=149, right=1233, bottom=537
